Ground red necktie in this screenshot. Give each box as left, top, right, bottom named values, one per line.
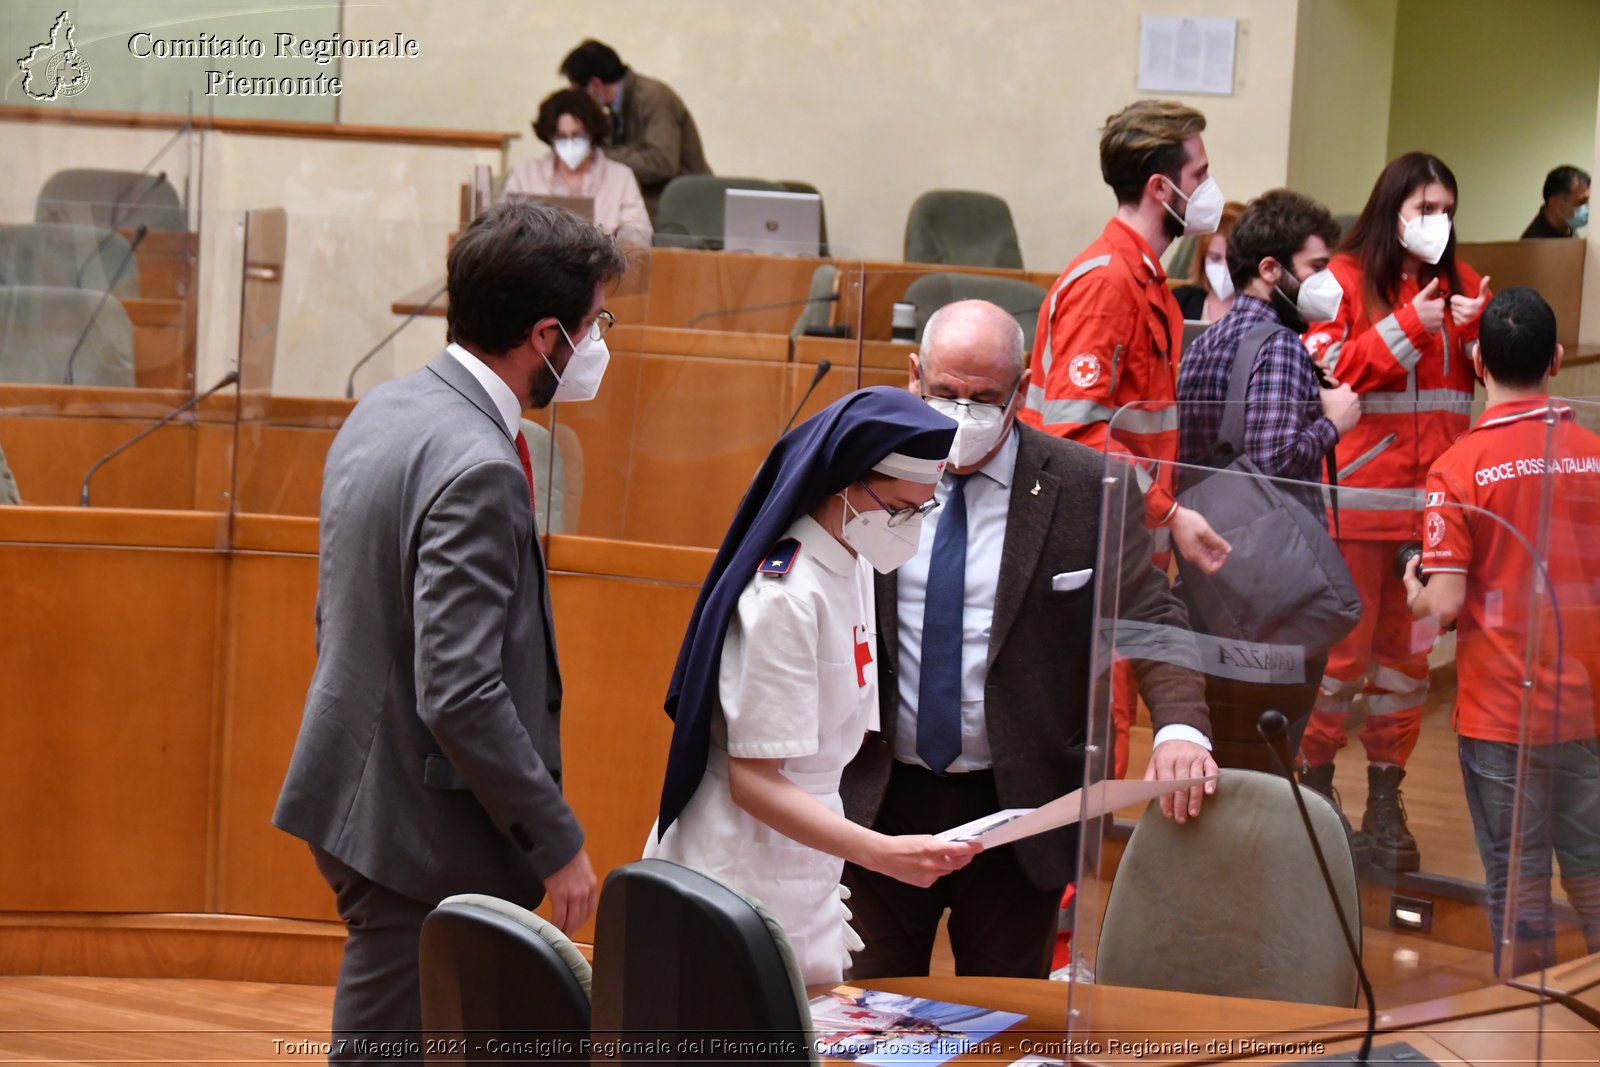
left=514, top=430, right=537, bottom=516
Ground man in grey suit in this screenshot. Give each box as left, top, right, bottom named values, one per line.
left=841, top=300, right=1217, bottom=979
left=273, top=201, right=628, bottom=1063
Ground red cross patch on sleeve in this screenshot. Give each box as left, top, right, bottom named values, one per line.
left=853, top=624, right=873, bottom=688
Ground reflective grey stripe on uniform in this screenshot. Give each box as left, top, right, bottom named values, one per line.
left=1367, top=685, right=1429, bottom=716
left=1042, top=254, right=1112, bottom=378
left=1036, top=398, right=1179, bottom=436
left=1371, top=664, right=1428, bottom=696
left=1318, top=341, right=1344, bottom=374
left=1336, top=433, right=1397, bottom=480
left=1149, top=526, right=1170, bottom=553
left=1314, top=673, right=1363, bottom=714
left=1360, top=389, right=1474, bottom=416
left=1375, top=312, right=1423, bottom=371
left=1131, top=463, right=1155, bottom=494
left=1319, top=485, right=1423, bottom=511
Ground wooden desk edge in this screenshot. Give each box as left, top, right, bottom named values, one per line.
left=0, top=506, right=227, bottom=548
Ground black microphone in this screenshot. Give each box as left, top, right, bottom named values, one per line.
left=107, top=169, right=168, bottom=233
left=76, top=175, right=161, bottom=288
left=63, top=224, right=148, bottom=386
left=686, top=292, right=838, bottom=328
left=345, top=282, right=448, bottom=398
left=80, top=371, right=240, bottom=507
left=1258, top=710, right=1376, bottom=1063
left=778, top=360, right=831, bottom=440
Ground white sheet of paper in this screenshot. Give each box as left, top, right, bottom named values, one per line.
left=935, top=776, right=1217, bottom=848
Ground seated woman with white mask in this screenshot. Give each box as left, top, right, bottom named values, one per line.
left=647, top=386, right=981, bottom=987
left=504, top=89, right=652, bottom=248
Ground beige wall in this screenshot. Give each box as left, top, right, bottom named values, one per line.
left=1387, top=0, right=1600, bottom=243
left=339, top=0, right=1302, bottom=271
left=1286, top=0, right=1398, bottom=216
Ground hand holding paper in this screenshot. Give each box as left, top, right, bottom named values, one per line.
left=935, top=775, right=1219, bottom=848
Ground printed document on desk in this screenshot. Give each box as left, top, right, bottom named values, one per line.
left=934, top=776, right=1218, bottom=848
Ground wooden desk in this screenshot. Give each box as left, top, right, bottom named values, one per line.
left=0, top=384, right=235, bottom=509
left=844, top=977, right=1581, bottom=1065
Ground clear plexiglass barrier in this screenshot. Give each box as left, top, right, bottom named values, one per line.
left=1055, top=397, right=1600, bottom=1061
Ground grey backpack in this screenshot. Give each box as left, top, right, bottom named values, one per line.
left=1174, top=322, right=1361, bottom=654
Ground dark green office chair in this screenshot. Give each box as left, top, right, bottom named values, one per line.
left=653, top=176, right=786, bottom=250
left=0, top=223, right=140, bottom=296
left=36, top=168, right=186, bottom=232
left=902, top=271, right=1047, bottom=350
left=903, top=190, right=1023, bottom=269
left=0, top=285, right=135, bottom=386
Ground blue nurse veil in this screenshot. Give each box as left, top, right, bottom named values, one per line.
left=656, top=385, right=956, bottom=836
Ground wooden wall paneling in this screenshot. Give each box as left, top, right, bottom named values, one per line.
left=1, top=410, right=198, bottom=509
left=1457, top=240, right=1586, bottom=347
left=617, top=353, right=792, bottom=547
left=546, top=569, right=701, bottom=944
left=213, top=546, right=333, bottom=921
left=641, top=247, right=825, bottom=333
left=0, top=535, right=221, bottom=912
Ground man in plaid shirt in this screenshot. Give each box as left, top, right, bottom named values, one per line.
left=1175, top=188, right=1361, bottom=775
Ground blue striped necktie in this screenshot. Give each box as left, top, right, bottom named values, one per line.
left=916, top=474, right=970, bottom=773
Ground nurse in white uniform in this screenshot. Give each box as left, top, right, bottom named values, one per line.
left=649, top=387, right=980, bottom=986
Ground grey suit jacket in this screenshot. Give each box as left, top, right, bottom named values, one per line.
left=840, top=424, right=1209, bottom=891
left=273, top=352, right=581, bottom=907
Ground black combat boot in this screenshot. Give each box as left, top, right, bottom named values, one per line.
left=1299, top=762, right=1373, bottom=870
left=1362, top=764, right=1420, bottom=872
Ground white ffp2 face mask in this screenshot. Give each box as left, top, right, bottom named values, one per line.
left=543, top=325, right=610, bottom=403
left=1293, top=269, right=1344, bottom=323
left=840, top=493, right=925, bottom=573
left=553, top=136, right=591, bottom=170
left=1398, top=210, right=1451, bottom=265
left=923, top=395, right=1012, bottom=469
left=1203, top=260, right=1235, bottom=301
left=1164, top=175, right=1226, bottom=235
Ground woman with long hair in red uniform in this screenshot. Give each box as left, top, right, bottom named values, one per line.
left=1298, top=152, right=1490, bottom=871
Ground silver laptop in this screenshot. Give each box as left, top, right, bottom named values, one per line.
left=506, top=192, right=595, bottom=222
left=723, top=189, right=821, bottom=256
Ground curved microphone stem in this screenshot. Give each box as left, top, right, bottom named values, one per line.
left=64, top=225, right=148, bottom=386
left=686, top=292, right=838, bottom=328
left=778, top=360, right=831, bottom=440
left=346, top=283, right=447, bottom=398
left=1258, top=711, right=1375, bottom=1062
left=80, top=371, right=240, bottom=507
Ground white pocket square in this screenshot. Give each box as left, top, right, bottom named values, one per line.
left=1052, top=568, right=1093, bottom=592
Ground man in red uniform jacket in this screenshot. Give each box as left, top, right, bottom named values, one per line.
left=1406, top=286, right=1600, bottom=974
left=1022, top=99, right=1231, bottom=775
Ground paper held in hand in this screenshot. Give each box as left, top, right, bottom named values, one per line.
left=935, top=776, right=1219, bottom=849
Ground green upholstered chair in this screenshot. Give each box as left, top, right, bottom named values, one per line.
left=36, top=168, right=187, bottom=232
left=0, top=285, right=135, bottom=387
left=903, top=190, right=1023, bottom=269
left=652, top=175, right=786, bottom=250
left=1096, top=767, right=1361, bottom=1007
left=0, top=223, right=140, bottom=297
left=902, top=271, right=1047, bottom=351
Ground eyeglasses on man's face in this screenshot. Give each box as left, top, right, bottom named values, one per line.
left=586, top=308, right=616, bottom=342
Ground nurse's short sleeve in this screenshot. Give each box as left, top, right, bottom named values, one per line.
left=718, top=582, right=822, bottom=759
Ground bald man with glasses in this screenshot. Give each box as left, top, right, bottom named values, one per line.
left=841, top=299, right=1216, bottom=979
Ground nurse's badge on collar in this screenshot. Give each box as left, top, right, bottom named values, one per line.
left=758, top=537, right=801, bottom=577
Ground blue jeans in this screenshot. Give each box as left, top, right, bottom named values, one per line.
left=1457, top=736, right=1600, bottom=975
